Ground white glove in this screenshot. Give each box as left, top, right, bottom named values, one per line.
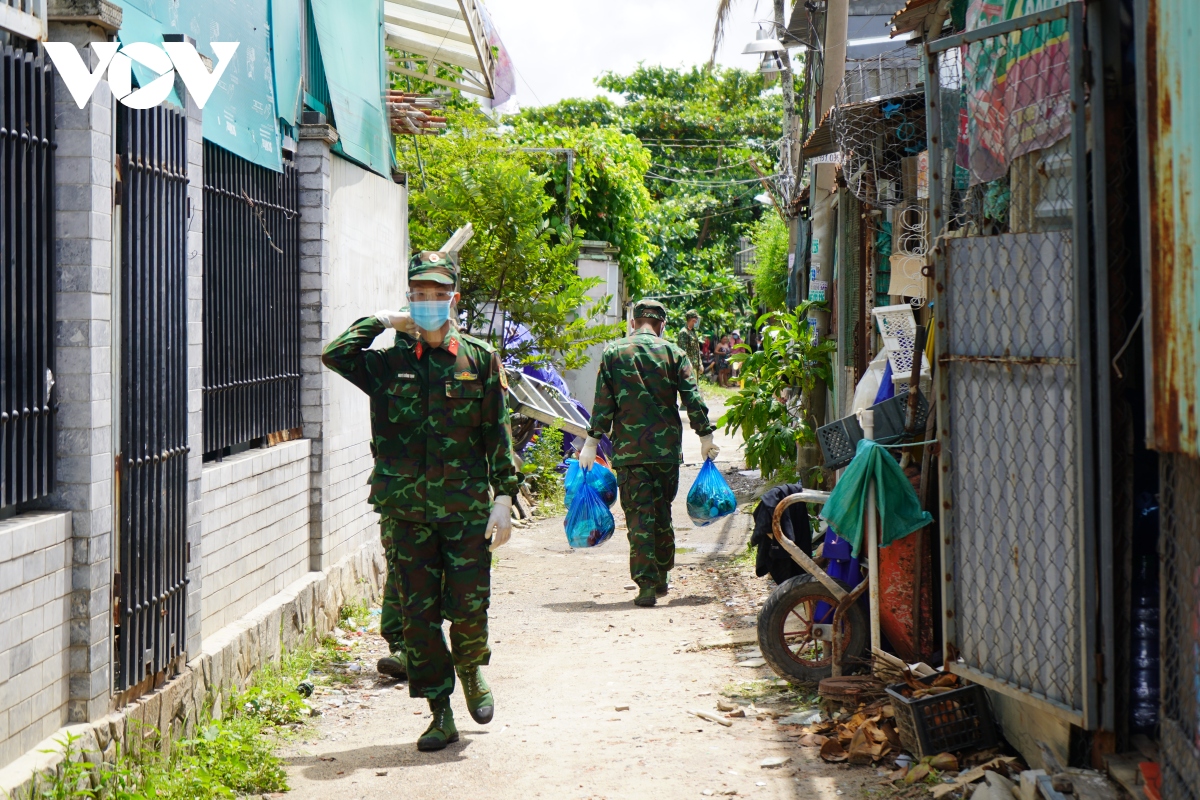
left=578, top=436, right=600, bottom=471
left=700, top=434, right=720, bottom=462
left=375, top=309, right=417, bottom=336
left=486, top=496, right=513, bottom=552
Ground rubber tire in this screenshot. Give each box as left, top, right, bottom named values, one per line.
left=757, top=574, right=869, bottom=683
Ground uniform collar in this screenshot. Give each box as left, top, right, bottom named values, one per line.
left=413, top=330, right=460, bottom=360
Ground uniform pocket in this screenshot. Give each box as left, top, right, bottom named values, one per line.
left=443, top=381, right=484, bottom=428
left=387, top=381, right=423, bottom=423
left=368, top=456, right=423, bottom=510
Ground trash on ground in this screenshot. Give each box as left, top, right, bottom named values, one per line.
left=691, top=709, right=734, bottom=727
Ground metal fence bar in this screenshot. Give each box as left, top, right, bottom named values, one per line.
left=115, top=103, right=189, bottom=692
left=201, top=142, right=300, bottom=456
left=0, top=44, right=54, bottom=509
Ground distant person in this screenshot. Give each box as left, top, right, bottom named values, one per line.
left=676, top=309, right=702, bottom=373
left=580, top=299, right=719, bottom=607
left=715, top=336, right=732, bottom=387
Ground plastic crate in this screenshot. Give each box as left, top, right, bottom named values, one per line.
left=872, top=388, right=930, bottom=443
left=817, top=415, right=863, bottom=470
left=885, top=674, right=998, bottom=758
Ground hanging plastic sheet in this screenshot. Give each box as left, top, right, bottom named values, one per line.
left=270, top=0, right=302, bottom=127
left=309, top=0, right=393, bottom=176
left=113, top=0, right=284, bottom=171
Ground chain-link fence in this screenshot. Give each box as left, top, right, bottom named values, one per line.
left=1161, top=452, right=1200, bottom=797
left=929, top=3, right=1099, bottom=725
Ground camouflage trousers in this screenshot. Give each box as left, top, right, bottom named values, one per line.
left=380, top=568, right=406, bottom=655
left=380, top=515, right=492, bottom=701
left=617, top=463, right=680, bottom=589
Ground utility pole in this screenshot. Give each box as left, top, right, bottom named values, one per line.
left=799, top=0, right=849, bottom=480
left=775, top=0, right=797, bottom=197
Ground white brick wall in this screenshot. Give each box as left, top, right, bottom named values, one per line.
left=0, top=513, right=71, bottom=767
left=199, top=440, right=312, bottom=638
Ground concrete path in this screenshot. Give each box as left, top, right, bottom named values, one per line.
left=277, top=393, right=891, bottom=799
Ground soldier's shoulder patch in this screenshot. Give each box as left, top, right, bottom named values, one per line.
left=499, top=369, right=509, bottom=391
left=458, top=332, right=496, bottom=354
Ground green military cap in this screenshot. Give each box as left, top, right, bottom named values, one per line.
left=408, top=251, right=459, bottom=286
left=685, top=309, right=700, bottom=320
left=632, top=299, right=667, bottom=321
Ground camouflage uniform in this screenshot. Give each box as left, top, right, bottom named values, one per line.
left=588, top=301, right=715, bottom=589
left=676, top=311, right=702, bottom=374
left=322, top=316, right=520, bottom=701
left=380, top=571, right=405, bottom=654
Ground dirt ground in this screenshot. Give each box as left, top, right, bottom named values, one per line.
left=277, top=398, right=897, bottom=799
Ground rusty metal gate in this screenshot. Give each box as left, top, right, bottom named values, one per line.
left=0, top=44, right=54, bottom=508
left=926, top=2, right=1112, bottom=730
left=114, top=104, right=190, bottom=691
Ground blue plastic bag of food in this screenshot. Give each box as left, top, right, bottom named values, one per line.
left=563, top=459, right=618, bottom=509
left=564, top=477, right=616, bottom=548
left=686, top=459, right=737, bottom=526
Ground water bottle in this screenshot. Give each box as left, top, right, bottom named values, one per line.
left=1130, top=551, right=1160, bottom=735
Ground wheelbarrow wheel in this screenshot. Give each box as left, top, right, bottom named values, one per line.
left=757, top=574, right=868, bottom=683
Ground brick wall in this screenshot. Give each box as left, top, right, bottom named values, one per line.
left=0, top=512, right=71, bottom=767
left=297, top=126, right=407, bottom=570
left=199, top=441, right=311, bottom=639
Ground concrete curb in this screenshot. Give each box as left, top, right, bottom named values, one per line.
left=0, top=541, right=386, bottom=797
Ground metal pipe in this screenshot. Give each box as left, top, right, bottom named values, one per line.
left=860, top=408, right=881, bottom=656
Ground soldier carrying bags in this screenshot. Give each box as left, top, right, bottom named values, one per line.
left=580, top=299, right=720, bottom=607
left=322, top=231, right=521, bottom=752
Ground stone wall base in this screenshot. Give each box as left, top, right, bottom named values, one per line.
left=0, top=541, right=385, bottom=796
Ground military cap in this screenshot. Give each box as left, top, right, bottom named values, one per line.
left=632, top=299, right=667, bottom=321
left=408, top=251, right=458, bottom=286
left=685, top=309, right=700, bottom=320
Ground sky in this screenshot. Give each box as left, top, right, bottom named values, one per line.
left=482, top=0, right=775, bottom=108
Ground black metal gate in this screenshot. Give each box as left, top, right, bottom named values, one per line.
left=201, top=142, right=300, bottom=455
left=0, top=45, right=55, bottom=508
left=114, top=104, right=189, bottom=691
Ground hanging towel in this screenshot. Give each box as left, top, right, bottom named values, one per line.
left=819, top=439, right=932, bottom=558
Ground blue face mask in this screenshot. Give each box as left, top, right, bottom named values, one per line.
left=410, top=299, right=453, bottom=331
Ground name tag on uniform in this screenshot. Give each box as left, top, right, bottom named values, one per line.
left=398, top=373, right=416, bottom=380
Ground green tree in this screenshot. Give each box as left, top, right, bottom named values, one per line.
left=719, top=303, right=835, bottom=481
left=397, top=111, right=622, bottom=371
left=751, top=214, right=791, bottom=312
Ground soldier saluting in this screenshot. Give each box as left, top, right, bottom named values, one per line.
left=322, top=248, right=520, bottom=752
left=580, top=299, right=719, bottom=607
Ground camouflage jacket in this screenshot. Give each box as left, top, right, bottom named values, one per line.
left=587, top=331, right=715, bottom=468
left=322, top=317, right=521, bottom=523
left=676, top=327, right=702, bottom=372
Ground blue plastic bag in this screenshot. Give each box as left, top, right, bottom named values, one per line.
left=564, top=477, right=616, bottom=548
left=686, top=459, right=738, bottom=526
left=563, top=459, right=618, bottom=509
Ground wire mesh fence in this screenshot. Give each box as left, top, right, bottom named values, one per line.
left=1161, top=452, right=1200, bottom=797
left=930, top=4, right=1097, bottom=723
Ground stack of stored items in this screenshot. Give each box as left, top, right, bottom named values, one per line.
left=386, top=91, right=447, bottom=136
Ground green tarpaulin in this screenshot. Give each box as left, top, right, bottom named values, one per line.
left=270, top=0, right=302, bottom=127
left=113, top=0, right=283, bottom=171
left=309, top=0, right=392, bottom=175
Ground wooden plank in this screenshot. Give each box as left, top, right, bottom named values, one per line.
left=1105, top=753, right=1148, bottom=800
